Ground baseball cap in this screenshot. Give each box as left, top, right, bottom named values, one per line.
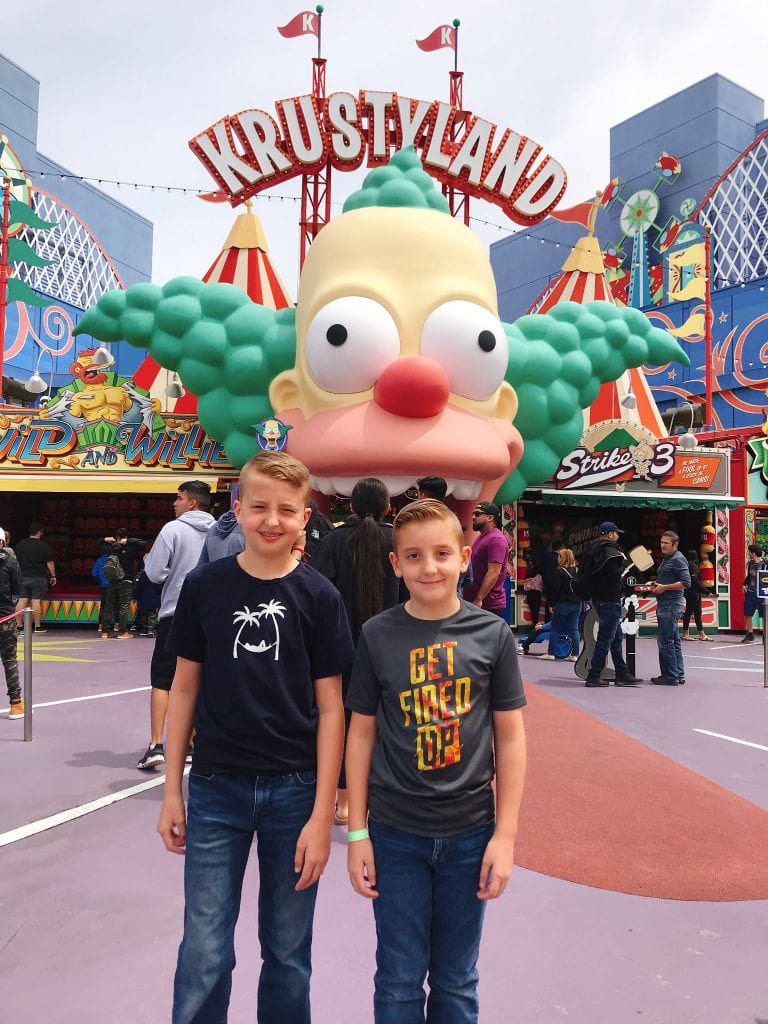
left=599, top=521, right=624, bottom=534
left=474, top=502, right=502, bottom=524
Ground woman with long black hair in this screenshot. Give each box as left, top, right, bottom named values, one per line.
left=312, top=478, right=403, bottom=823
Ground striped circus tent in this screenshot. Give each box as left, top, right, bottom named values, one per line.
left=133, top=203, right=293, bottom=413
left=538, top=235, right=666, bottom=438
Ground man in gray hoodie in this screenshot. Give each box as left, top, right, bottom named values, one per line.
left=137, top=481, right=214, bottom=770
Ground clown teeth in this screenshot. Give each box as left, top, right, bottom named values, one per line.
left=310, top=475, right=483, bottom=499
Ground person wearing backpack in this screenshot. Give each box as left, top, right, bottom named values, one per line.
left=575, top=522, right=641, bottom=687
left=91, top=544, right=113, bottom=636
left=100, top=529, right=146, bottom=639
left=741, top=543, right=768, bottom=644
left=538, top=548, right=581, bottom=662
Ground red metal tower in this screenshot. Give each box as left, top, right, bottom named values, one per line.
left=299, top=57, right=333, bottom=268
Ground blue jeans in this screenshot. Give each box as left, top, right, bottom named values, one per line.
left=172, top=771, right=318, bottom=1024
left=657, top=598, right=685, bottom=680
left=547, top=601, right=581, bottom=656
left=368, top=817, right=495, bottom=1024
left=589, top=601, right=627, bottom=678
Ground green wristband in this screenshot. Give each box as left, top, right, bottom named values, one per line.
left=346, top=828, right=370, bottom=843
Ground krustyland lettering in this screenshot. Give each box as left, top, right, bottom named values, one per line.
left=190, top=92, right=567, bottom=226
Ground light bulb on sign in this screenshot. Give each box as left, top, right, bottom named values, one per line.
left=92, top=345, right=114, bottom=366
left=678, top=432, right=698, bottom=451
left=25, top=371, right=48, bottom=394
left=165, top=373, right=185, bottom=399
left=620, top=391, right=637, bottom=410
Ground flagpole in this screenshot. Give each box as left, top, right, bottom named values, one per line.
left=316, top=4, right=323, bottom=59
left=453, top=18, right=459, bottom=73
left=587, top=191, right=601, bottom=237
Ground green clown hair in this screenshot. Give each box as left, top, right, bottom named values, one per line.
left=342, top=146, right=451, bottom=214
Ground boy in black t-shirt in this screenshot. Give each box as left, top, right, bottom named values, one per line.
left=157, top=452, right=353, bottom=1024
left=346, top=500, right=527, bottom=1024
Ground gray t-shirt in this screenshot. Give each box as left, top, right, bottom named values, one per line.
left=347, top=601, right=526, bottom=837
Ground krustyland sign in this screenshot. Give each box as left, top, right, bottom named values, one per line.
left=191, top=91, right=567, bottom=225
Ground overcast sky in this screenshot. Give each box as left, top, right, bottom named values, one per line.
left=4, top=0, right=767, bottom=297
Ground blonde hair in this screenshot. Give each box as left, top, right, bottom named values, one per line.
left=392, top=499, right=464, bottom=550
left=558, top=547, right=576, bottom=568
left=239, top=451, right=310, bottom=501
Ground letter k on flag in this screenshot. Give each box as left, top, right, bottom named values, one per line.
left=277, top=11, right=319, bottom=37
left=416, top=25, right=456, bottom=51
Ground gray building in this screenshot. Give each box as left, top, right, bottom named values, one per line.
left=1, top=51, right=153, bottom=393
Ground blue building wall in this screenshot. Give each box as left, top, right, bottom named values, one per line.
left=490, top=74, right=768, bottom=433
left=0, top=52, right=152, bottom=389
left=491, top=75, right=765, bottom=320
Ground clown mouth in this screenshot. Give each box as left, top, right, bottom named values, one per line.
left=309, top=475, right=482, bottom=500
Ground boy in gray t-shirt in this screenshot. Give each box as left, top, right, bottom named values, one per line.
left=346, top=499, right=527, bottom=1023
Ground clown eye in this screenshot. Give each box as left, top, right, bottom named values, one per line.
left=420, top=301, right=508, bottom=400
left=305, top=297, right=401, bottom=393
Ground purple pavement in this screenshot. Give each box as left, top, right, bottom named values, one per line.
left=2, top=628, right=767, bottom=1023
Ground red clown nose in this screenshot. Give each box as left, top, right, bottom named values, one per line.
left=374, top=356, right=451, bottom=419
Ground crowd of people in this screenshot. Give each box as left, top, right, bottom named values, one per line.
left=1, top=457, right=765, bottom=1022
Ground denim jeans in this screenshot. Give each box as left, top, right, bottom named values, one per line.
left=589, top=601, right=627, bottom=678
left=172, top=770, right=318, bottom=1024
left=368, top=817, right=495, bottom=1024
left=657, top=598, right=685, bottom=680
left=547, top=600, right=581, bottom=656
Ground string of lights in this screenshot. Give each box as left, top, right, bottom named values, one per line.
left=17, top=168, right=768, bottom=288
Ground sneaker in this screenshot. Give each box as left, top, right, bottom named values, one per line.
left=741, top=633, right=755, bottom=644
left=585, top=677, right=609, bottom=687
left=34, top=628, right=47, bottom=635
left=137, top=743, right=165, bottom=770
left=565, top=655, right=578, bottom=662
left=651, top=676, right=679, bottom=685
left=117, top=632, right=133, bottom=639
left=615, top=674, right=642, bottom=685
left=8, top=700, right=24, bottom=719
left=516, top=645, right=525, bottom=655
left=538, top=653, right=555, bottom=660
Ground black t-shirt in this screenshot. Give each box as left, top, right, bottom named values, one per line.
left=15, top=537, right=53, bottom=579
left=347, top=602, right=526, bottom=837
left=167, top=557, right=354, bottom=774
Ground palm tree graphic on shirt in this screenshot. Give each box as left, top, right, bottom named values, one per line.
left=232, top=601, right=286, bottom=661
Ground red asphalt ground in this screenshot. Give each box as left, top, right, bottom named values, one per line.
left=1, top=628, right=767, bottom=1023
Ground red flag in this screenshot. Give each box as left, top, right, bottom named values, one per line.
left=601, top=177, right=620, bottom=207
left=416, top=25, right=456, bottom=51
left=277, top=11, right=319, bottom=38
left=549, top=201, right=593, bottom=228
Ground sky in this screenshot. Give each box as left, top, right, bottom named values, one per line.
left=4, top=0, right=768, bottom=299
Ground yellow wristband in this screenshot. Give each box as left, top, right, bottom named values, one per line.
left=346, top=828, right=370, bottom=842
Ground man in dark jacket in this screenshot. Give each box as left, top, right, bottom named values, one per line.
left=0, top=529, right=23, bottom=718
left=579, top=521, right=641, bottom=687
